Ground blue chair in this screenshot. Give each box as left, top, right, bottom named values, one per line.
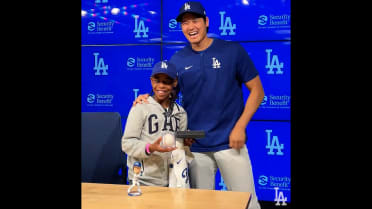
left=81, top=112, right=126, bottom=184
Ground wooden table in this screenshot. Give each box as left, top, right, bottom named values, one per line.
left=82, top=182, right=251, bottom=209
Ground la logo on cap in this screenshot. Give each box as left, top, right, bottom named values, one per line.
left=161, top=62, right=168, bottom=69
left=184, top=3, right=191, bottom=10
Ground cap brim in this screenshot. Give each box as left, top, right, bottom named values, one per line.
left=176, top=12, right=205, bottom=22
left=151, top=72, right=176, bottom=80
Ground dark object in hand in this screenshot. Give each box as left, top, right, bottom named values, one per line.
left=175, top=130, right=205, bottom=139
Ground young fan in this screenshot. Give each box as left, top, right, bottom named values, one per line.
left=122, top=60, right=193, bottom=188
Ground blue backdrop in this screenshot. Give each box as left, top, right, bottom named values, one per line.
left=81, top=0, right=291, bottom=203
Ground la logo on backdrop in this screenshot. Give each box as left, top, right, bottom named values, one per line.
left=265, top=49, right=284, bottom=75
left=86, top=50, right=113, bottom=108
left=266, top=127, right=289, bottom=206
left=133, top=15, right=149, bottom=38
left=167, top=10, right=237, bottom=36
left=133, top=89, right=139, bottom=100
left=274, top=187, right=287, bottom=206
left=93, top=52, right=108, bottom=76
left=265, top=129, right=284, bottom=156
left=259, top=46, right=290, bottom=112
left=219, top=11, right=236, bottom=36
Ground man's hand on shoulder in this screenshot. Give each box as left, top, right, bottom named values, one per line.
left=133, top=93, right=150, bottom=107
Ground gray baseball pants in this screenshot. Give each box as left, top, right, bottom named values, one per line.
left=189, top=145, right=261, bottom=209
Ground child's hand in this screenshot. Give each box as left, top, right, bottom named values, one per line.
left=149, top=136, right=177, bottom=153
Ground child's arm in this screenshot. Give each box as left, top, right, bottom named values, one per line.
left=122, top=106, right=149, bottom=159
left=122, top=106, right=176, bottom=158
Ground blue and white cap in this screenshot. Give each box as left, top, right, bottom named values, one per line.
left=176, top=1, right=206, bottom=22
left=151, top=61, right=177, bottom=80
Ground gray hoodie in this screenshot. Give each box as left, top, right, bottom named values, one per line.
left=122, top=96, right=187, bottom=186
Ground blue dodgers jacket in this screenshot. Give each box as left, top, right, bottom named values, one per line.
left=170, top=38, right=258, bottom=152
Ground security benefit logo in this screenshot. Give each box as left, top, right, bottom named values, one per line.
left=86, top=93, right=114, bottom=107
left=168, top=18, right=181, bottom=32
left=257, top=14, right=290, bottom=29
left=88, top=21, right=115, bottom=34
left=126, top=57, right=155, bottom=71
left=258, top=175, right=290, bottom=206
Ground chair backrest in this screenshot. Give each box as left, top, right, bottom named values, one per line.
left=81, top=112, right=126, bottom=184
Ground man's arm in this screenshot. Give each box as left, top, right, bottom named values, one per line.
left=229, top=75, right=265, bottom=149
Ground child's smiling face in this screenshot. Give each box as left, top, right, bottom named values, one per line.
left=150, top=73, right=177, bottom=104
